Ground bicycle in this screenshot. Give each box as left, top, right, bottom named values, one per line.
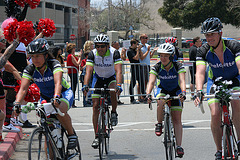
left=27, top=102, right=81, bottom=160
left=88, top=85, right=115, bottom=160
left=149, top=94, right=180, bottom=160
left=199, top=79, right=240, bottom=160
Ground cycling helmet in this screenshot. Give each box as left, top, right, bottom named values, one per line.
left=165, top=37, right=177, bottom=44
left=27, top=38, right=49, bottom=54
left=94, top=34, right=109, bottom=44
left=157, top=43, right=175, bottom=55
left=201, top=17, right=223, bottom=34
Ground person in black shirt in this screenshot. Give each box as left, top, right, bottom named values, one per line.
left=189, top=37, right=202, bottom=98
left=127, top=39, right=145, bottom=104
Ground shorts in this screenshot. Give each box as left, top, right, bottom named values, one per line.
left=207, top=76, right=240, bottom=106
left=189, top=66, right=196, bottom=84
left=92, top=74, right=116, bottom=98
left=154, top=87, right=182, bottom=111
left=2, top=71, right=17, bottom=89
left=40, top=88, right=74, bottom=109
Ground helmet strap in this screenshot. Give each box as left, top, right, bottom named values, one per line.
left=212, top=34, right=222, bottom=50
left=163, top=61, right=171, bottom=68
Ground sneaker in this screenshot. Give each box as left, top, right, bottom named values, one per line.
left=131, top=100, right=140, bottom=104
left=10, top=118, right=23, bottom=126
left=117, top=100, right=124, bottom=105
left=111, top=112, right=118, bottom=126
left=22, top=120, right=37, bottom=128
left=2, top=124, right=20, bottom=132
left=67, top=134, right=78, bottom=149
left=176, top=146, right=184, bottom=158
left=215, top=151, right=222, bottom=160
left=91, top=138, right=99, bottom=149
left=155, top=123, right=163, bottom=136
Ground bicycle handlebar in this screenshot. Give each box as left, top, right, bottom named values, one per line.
left=37, top=103, right=65, bottom=117
left=88, top=88, right=116, bottom=92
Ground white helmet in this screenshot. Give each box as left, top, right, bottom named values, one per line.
left=94, top=34, right=109, bottom=44
left=157, top=43, right=175, bottom=55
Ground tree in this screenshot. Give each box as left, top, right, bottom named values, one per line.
left=158, top=0, right=240, bottom=30
left=90, top=0, right=153, bottom=39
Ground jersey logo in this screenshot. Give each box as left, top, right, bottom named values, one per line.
left=209, top=61, right=235, bottom=68
left=33, top=76, right=54, bottom=82
left=159, top=75, right=177, bottom=80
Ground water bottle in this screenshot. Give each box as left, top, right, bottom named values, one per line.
left=51, top=124, right=62, bottom=148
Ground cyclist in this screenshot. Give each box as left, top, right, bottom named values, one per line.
left=82, top=34, right=123, bottom=149
left=165, top=37, right=183, bottom=61
left=194, top=17, right=240, bottom=160
left=14, top=38, right=78, bottom=149
left=146, top=43, right=186, bottom=158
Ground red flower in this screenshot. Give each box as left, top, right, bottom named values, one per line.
left=15, top=80, right=40, bottom=102
left=26, top=0, right=40, bottom=9
left=15, top=0, right=26, bottom=7
left=17, top=21, right=35, bottom=46
left=3, top=19, right=18, bottom=42
left=37, top=18, right=56, bottom=37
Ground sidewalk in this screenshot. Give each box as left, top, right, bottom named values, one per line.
left=0, top=127, right=23, bottom=160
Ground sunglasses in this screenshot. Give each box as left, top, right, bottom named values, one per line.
left=95, top=45, right=106, bottom=48
left=142, top=37, right=148, bottom=39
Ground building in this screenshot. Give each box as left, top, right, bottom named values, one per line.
left=0, top=0, right=90, bottom=49
left=140, top=0, right=240, bottom=40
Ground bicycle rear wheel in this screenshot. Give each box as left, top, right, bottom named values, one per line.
left=105, top=109, right=111, bottom=154
left=98, top=109, right=105, bottom=160
left=164, top=114, right=174, bottom=160
left=28, top=127, right=56, bottom=160
left=223, top=125, right=233, bottom=160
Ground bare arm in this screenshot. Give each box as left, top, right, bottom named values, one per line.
left=15, top=78, right=31, bottom=103
left=0, top=39, right=19, bottom=69
left=34, top=32, right=44, bottom=40
left=195, top=64, right=206, bottom=91
left=53, top=71, right=63, bottom=108
left=179, top=72, right=186, bottom=92
left=4, top=61, right=22, bottom=80
left=140, top=45, right=151, bottom=60
left=236, top=59, right=240, bottom=75
left=121, top=48, right=126, bottom=61
left=84, top=65, right=94, bottom=86
left=133, top=47, right=140, bottom=60
left=146, top=74, right=157, bottom=95
left=114, top=63, right=122, bottom=84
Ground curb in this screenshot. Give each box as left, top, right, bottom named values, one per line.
left=0, top=127, right=23, bottom=160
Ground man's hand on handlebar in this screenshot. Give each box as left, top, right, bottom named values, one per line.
left=82, top=85, right=89, bottom=96
left=116, top=83, right=123, bottom=95
left=194, top=90, right=204, bottom=106
left=146, top=94, right=152, bottom=104
left=179, top=91, right=186, bottom=102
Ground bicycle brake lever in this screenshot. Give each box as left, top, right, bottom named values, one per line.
left=198, top=101, right=205, bottom=114
left=149, top=103, right=152, bottom=110
left=56, top=108, right=65, bottom=116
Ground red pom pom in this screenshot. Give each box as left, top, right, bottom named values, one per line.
left=15, top=0, right=26, bottom=7
left=37, top=18, right=56, bottom=37
left=3, top=19, right=18, bottom=42
left=26, top=0, right=40, bottom=9
left=14, top=81, right=40, bottom=102
left=41, top=100, right=47, bottom=104
left=17, top=21, right=35, bottom=46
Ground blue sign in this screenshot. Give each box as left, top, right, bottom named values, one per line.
left=129, top=26, right=133, bottom=30
left=129, top=35, right=134, bottom=38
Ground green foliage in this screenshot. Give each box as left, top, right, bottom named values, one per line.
left=158, top=0, right=240, bottom=30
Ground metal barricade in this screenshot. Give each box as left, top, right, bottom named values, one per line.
left=62, top=66, right=80, bottom=101
left=121, top=62, right=149, bottom=98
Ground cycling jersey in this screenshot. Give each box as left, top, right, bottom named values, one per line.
left=22, top=59, right=70, bottom=99
left=196, top=40, right=240, bottom=81
left=150, top=61, right=186, bottom=92
left=86, top=47, right=122, bottom=78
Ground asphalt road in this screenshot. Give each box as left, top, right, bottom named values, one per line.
left=10, top=96, right=217, bottom=160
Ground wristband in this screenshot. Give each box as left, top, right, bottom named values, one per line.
left=181, top=90, right=186, bottom=93
left=13, top=101, right=21, bottom=105
left=54, top=94, right=60, bottom=98
left=117, top=83, right=121, bottom=87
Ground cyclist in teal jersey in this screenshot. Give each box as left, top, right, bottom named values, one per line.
left=194, top=17, right=240, bottom=160
left=14, top=38, right=78, bottom=149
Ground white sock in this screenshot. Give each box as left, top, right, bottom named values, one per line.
left=21, top=113, right=27, bottom=122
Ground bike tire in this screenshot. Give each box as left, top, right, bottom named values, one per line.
left=98, top=108, right=105, bottom=160
left=164, top=114, right=174, bottom=160
left=105, top=109, right=110, bottom=154
left=61, top=129, right=82, bottom=160
left=28, top=127, right=56, bottom=160
left=223, top=125, right=233, bottom=160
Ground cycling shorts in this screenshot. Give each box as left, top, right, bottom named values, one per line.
left=154, top=87, right=182, bottom=111
left=92, top=74, right=116, bottom=98
left=207, top=76, right=240, bottom=105
left=40, top=88, right=74, bottom=109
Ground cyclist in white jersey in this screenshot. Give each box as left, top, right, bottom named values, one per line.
left=82, top=34, right=123, bottom=148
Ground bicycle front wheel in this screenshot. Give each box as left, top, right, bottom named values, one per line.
left=28, top=127, right=56, bottom=160
left=105, top=109, right=111, bottom=154
left=223, top=125, right=233, bottom=160
left=163, top=114, right=174, bottom=160
left=98, top=109, right=105, bottom=160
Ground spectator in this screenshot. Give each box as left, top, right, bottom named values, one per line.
left=189, top=37, right=202, bottom=98
left=111, top=41, right=125, bottom=105
left=139, top=34, right=156, bottom=102
left=80, top=41, right=94, bottom=107
left=66, top=43, right=82, bottom=108
left=52, top=46, right=65, bottom=67
left=127, top=39, right=144, bottom=104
